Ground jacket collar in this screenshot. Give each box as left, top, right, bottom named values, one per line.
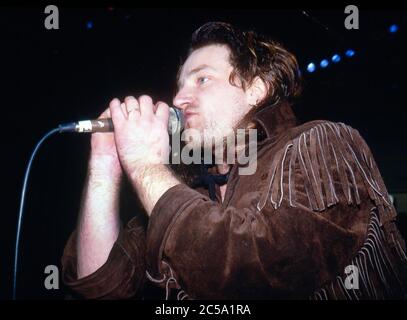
left=201, top=102, right=298, bottom=182
left=252, top=102, right=298, bottom=142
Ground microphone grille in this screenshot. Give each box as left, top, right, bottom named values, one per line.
left=169, top=107, right=184, bottom=135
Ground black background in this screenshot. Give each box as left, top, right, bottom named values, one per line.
left=1, top=5, right=406, bottom=299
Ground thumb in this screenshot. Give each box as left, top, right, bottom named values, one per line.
left=155, top=101, right=170, bottom=125
left=98, top=107, right=111, bottom=119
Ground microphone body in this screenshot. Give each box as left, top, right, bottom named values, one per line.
left=59, top=107, right=184, bottom=134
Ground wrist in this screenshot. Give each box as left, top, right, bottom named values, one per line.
left=121, top=151, right=169, bottom=175
left=127, top=163, right=180, bottom=215
left=88, top=155, right=123, bottom=182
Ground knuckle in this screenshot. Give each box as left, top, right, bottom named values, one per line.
left=125, top=96, right=136, bottom=104
left=139, top=95, right=153, bottom=104
left=156, top=101, right=167, bottom=108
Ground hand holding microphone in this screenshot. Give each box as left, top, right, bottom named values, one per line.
left=109, top=96, right=179, bottom=173
left=59, top=99, right=184, bottom=135
left=68, top=96, right=182, bottom=178
left=59, top=95, right=184, bottom=172
left=60, top=96, right=184, bottom=176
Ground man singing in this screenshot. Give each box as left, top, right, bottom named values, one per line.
left=61, top=22, right=407, bottom=299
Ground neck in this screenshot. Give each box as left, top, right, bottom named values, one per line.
left=215, top=163, right=229, bottom=202
left=216, top=162, right=231, bottom=175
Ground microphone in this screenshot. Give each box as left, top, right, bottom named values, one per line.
left=58, top=107, right=185, bottom=134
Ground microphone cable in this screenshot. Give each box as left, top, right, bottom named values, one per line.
left=13, top=127, right=59, bottom=300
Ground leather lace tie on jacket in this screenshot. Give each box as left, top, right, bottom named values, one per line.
left=192, top=164, right=230, bottom=201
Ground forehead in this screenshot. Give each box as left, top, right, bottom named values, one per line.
left=180, top=44, right=232, bottom=78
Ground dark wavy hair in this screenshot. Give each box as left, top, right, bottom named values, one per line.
left=178, top=21, right=302, bottom=110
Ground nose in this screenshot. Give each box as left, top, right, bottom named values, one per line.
left=173, top=87, right=194, bottom=111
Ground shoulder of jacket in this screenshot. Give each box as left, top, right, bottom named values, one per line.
left=256, top=120, right=394, bottom=217
left=289, top=119, right=357, bottom=139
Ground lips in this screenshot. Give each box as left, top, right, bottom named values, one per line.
left=184, top=111, right=198, bottom=120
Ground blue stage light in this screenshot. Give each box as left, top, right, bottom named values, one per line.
left=332, top=54, right=341, bottom=63
left=320, top=59, right=329, bottom=68
left=389, top=24, right=399, bottom=33
left=345, top=49, right=355, bottom=57
left=307, top=63, right=316, bottom=73
left=86, top=21, right=93, bottom=29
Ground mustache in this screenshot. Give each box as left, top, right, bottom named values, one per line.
left=184, top=108, right=200, bottom=117
left=184, top=106, right=199, bottom=113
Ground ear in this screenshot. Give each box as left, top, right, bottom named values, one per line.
left=245, top=76, right=268, bottom=106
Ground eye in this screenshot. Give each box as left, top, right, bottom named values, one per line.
left=197, top=76, right=209, bottom=85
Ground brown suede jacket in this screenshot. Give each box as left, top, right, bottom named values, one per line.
left=61, top=102, right=407, bottom=299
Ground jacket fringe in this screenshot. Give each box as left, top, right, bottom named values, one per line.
left=257, top=122, right=395, bottom=221
left=310, top=207, right=407, bottom=299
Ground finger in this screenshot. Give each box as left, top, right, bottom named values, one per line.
left=98, top=107, right=111, bottom=119
left=138, top=95, right=154, bottom=119
left=120, top=103, right=129, bottom=119
left=124, top=96, right=140, bottom=120
left=110, top=98, right=126, bottom=125
left=152, top=101, right=160, bottom=113
left=125, top=95, right=136, bottom=105
left=155, top=101, right=170, bottom=125
left=108, top=98, right=127, bottom=120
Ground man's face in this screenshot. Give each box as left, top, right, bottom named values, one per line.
left=173, top=44, right=252, bottom=149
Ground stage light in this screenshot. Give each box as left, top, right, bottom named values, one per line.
left=332, top=54, right=341, bottom=63
left=86, top=21, right=93, bottom=29
left=307, top=63, right=316, bottom=73
left=345, top=49, right=355, bottom=57
left=389, top=24, right=399, bottom=34
left=320, top=59, right=329, bottom=68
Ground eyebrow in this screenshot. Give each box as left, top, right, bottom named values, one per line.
left=177, top=64, right=216, bottom=88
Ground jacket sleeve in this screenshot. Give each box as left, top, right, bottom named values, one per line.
left=145, top=121, right=407, bottom=299
left=61, top=215, right=146, bottom=299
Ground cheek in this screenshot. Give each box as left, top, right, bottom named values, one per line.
left=220, top=82, right=246, bottom=102
left=198, top=84, right=247, bottom=123
left=206, top=84, right=240, bottom=105
left=220, top=88, right=247, bottom=115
